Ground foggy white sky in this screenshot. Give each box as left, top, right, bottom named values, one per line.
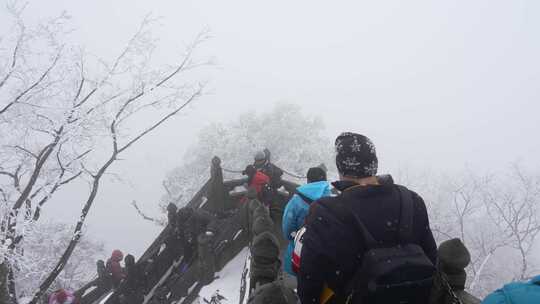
left=11, top=0, right=540, bottom=257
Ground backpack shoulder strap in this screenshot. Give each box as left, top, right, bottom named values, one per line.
left=295, top=189, right=314, bottom=204
left=396, top=185, right=414, bottom=243
left=318, top=196, right=377, bottom=248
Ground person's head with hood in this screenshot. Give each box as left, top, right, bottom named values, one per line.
left=124, top=254, right=136, bottom=268
left=56, top=289, right=68, bottom=303
left=335, top=132, right=378, bottom=184
left=438, top=238, right=471, bottom=290
left=111, top=249, right=124, bottom=262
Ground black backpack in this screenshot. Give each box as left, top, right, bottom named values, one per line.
left=260, top=183, right=274, bottom=205
left=324, top=185, right=435, bottom=304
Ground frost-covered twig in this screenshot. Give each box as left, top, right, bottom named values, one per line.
left=131, top=200, right=165, bottom=226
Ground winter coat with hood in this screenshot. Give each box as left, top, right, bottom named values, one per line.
left=481, top=275, right=540, bottom=304
left=282, top=181, right=331, bottom=275
left=106, top=250, right=125, bottom=286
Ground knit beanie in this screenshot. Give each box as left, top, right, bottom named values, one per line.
left=306, top=167, right=327, bottom=183
left=335, top=132, right=378, bottom=178
left=438, top=238, right=471, bottom=270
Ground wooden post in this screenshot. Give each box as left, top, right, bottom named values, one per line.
left=207, top=156, right=227, bottom=213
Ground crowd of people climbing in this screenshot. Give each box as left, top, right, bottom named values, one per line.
left=246, top=132, right=540, bottom=304
left=60, top=132, right=539, bottom=304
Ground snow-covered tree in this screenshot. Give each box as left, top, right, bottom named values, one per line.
left=406, top=165, right=540, bottom=297
left=12, top=221, right=104, bottom=301
left=159, top=103, right=334, bottom=214
left=0, top=2, right=210, bottom=302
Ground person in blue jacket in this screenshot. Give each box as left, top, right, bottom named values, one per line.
left=282, top=166, right=331, bottom=275
left=482, top=275, right=540, bottom=304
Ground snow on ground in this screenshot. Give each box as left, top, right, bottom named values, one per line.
left=198, top=247, right=249, bottom=304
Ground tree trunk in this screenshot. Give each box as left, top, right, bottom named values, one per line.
left=0, top=261, right=17, bottom=304
left=28, top=156, right=114, bottom=304
left=0, top=263, right=8, bottom=303
left=8, top=265, right=18, bottom=304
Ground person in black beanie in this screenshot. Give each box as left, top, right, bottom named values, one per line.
left=306, top=167, right=327, bottom=183
left=334, top=132, right=378, bottom=178
left=297, top=132, right=437, bottom=304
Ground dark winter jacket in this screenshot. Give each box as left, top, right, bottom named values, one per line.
left=248, top=281, right=299, bottom=304
left=182, top=209, right=214, bottom=238
left=96, top=260, right=111, bottom=289
left=297, top=181, right=437, bottom=304
left=124, top=255, right=145, bottom=292
left=177, top=208, right=214, bottom=263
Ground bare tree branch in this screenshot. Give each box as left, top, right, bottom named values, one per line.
left=0, top=25, right=23, bottom=90
left=0, top=48, right=63, bottom=115
left=118, top=86, right=203, bottom=153
left=12, top=145, right=39, bottom=159
left=131, top=200, right=164, bottom=225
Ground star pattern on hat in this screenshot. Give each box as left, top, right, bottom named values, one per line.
left=335, top=132, right=378, bottom=178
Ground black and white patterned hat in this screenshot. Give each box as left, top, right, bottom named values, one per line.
left=335, top=132, right=378, bottom=178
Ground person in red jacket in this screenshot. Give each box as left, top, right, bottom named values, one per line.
left=106, top=249, right=125, bottom=288
left=242, top=165, right=271, bottom=205
left=48, top=289, right=78, bottom=304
